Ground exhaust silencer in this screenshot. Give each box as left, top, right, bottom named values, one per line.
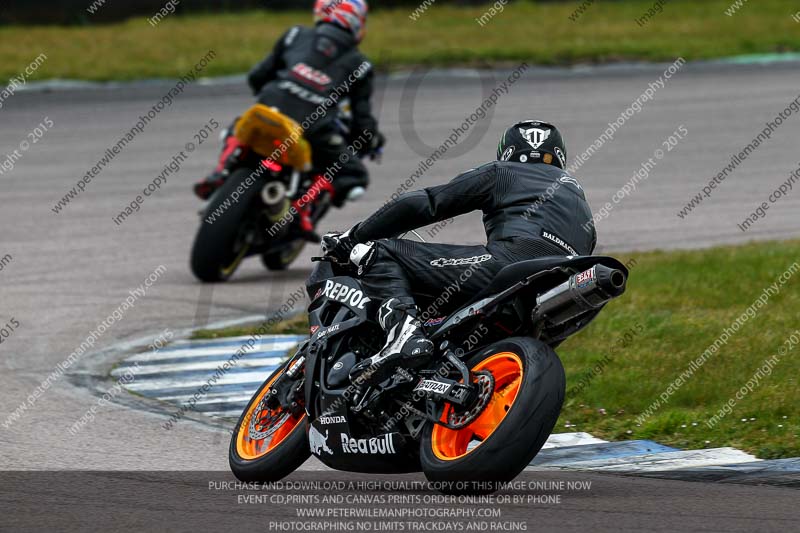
left=262, top=181, right=291, bottom=239
left=261, top=181, right=288, bottom=213
left=532, top=264, right=626, bottom=326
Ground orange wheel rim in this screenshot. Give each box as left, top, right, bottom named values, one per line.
left=431, top=352, right=523, bottom=461
left=236, top=370, right=305, bottom=460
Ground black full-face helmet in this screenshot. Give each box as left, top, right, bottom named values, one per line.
left=496, top=120, right=567, bottom=169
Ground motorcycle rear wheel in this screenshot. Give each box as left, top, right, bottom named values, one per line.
left=190, top=168, right=262, bottom=282
left=229, top=364, right=310, bottom=482
left=419, top=337, right=564, bottom=491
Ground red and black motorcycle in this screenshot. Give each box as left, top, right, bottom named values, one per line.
left=190, top=104, right=369, bottom=282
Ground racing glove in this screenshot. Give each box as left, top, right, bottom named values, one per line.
left=355, top=131, right=385, bottom=160
left=321, top=227, right=358, bottom=264
left=368, top=131, right=386, bottom=160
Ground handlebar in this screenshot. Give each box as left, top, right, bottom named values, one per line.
left=311, top=255, right=357, bottom=275
left=311, top=255, right=347, bottom=264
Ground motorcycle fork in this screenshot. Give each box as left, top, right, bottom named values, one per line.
left=266, top=354, right=306, bottom=415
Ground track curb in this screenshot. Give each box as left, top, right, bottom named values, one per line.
left=103, top=327, right=800, bottom=487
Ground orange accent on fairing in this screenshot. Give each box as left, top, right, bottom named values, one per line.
left=235, top=370, right=305, bottom=460
left=430, top=352, right=523, bottom=461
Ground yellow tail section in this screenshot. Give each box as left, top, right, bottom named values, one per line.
left=234, top=105, right=312, bottom=171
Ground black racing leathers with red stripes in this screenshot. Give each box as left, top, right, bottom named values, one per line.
left=247, top=22, right=379, bottom=202
left=248, top=22, right=377, bottom=141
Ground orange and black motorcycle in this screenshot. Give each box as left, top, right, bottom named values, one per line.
left=229, top=249, right=628, bottom=490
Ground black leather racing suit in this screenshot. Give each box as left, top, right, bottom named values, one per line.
left=352, top=161, right=597, bottom=314
left=248, top=23, right=379, bottom=205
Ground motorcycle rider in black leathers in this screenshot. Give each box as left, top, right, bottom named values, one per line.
left=323, top=121, right=597, bottom=384
left=194, top=0, right=383, bottom=208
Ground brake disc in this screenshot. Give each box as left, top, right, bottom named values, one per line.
left=447, top=371, right=495, bottom=429
left=247, top=396, right=291, bottom=441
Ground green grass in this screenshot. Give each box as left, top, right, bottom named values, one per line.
left=2, top=0, right=800, bottom=82
left=192, top=240, right=800, bottom=459
left=561, top=241, right=799, bottom=460
left=192, top=313, right=309, bottom=339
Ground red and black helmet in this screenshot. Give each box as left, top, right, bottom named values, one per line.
left=314, top=0, right=369, bottom=43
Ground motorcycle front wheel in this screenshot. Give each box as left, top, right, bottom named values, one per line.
left=229, top=364, right=310, bottom=482
left=261, top=239, right=306, bottom=271
left=419, top=337, right=565, bottom=491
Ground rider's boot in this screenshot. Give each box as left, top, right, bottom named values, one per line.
left=193, top=134, right=245, bottom=200
left=349, top=297, right=434, bottom=386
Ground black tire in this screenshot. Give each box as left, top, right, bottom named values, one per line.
left=420, top=337, right=565, bottom=489
left=190, top=168, right=262, bottom=282
left=261, top=239, right=306, bottom=271
left=229, top=365, right=310, bottom=482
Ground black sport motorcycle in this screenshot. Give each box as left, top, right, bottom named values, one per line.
left=229, top=249, right=628, bottom=489
left=190, top=104, right=373, bottom=282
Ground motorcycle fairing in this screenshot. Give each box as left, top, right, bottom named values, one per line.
left=302, top=268, right=421, bottom=473
left=307, top=416, right=416, bottom=473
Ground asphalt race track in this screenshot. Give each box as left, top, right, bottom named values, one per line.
left=3, top=471, right=799, bottom=531
left=1, top=60, right=799, bottom=530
